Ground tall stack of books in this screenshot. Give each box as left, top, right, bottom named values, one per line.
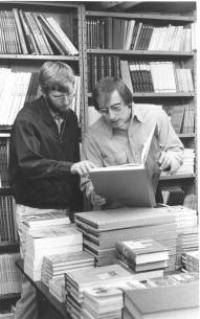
left=164, top=205, right=198, bottom=269
left=123, top=280, right=199, bottom=319
left=182, top=251, right=199, bottom=272
left=65, top=264, right=144, bottom=319
left=41, top=251, right=95, bottom=287
left=115, top=239, right=169, bottom=274
left=82, top=287, right=123, bottom=319
left=21, top=210, right=70, bottom=257
left=0, top=253, right=22, bottom=295
left=75, top=207, right=177, bottom=270
left=24, top=224, right=83, bottom=281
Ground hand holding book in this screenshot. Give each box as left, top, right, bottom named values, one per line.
left=159, top=151, right=181, bottom=174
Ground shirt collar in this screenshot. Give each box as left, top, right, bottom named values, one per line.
left=131, top=104, right=144, bottom=123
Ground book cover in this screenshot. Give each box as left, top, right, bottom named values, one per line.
left=124, top=281, right=199, bottom=319
left=115, top=239, right=169, bottom=265
left=89, top=125, right=161, bottom=207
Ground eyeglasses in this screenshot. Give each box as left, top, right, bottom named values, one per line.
left=50, top=88, right=75, bottom=99
left=98, top=105, right=123, bottom=115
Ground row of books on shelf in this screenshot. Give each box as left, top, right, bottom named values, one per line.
left=0, top=9, right=78, bottom=55
left=120, top=60, right=194, bottom=93
left=0, top=68, right=81, bottom=126
left=87, top=55, right=194, bottom=93
left=0, top=136, right=10, bottom=188
left=0, top=196, right=18, bottom=245
left=87, top=18, right=196, bottom=51
left=0, top=253, right=22, bottom=296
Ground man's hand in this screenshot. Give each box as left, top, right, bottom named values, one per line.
left=159, top=151, right=180, bottom=174
left=70, top=160, right=96, bottom=177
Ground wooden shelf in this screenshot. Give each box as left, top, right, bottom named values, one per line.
left=87, top=49, right=194, bottom=57
left=178, top=133, right=195, bottom=138
left=86, top=11, right=195, bottom=22
left=160, top=173, right=195, bottom=181
left=0, top=54, right=79, bottom=61
left=88, top=92, right=195, bottom=98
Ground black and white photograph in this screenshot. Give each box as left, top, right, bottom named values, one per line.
left=0, top=0, right=199, bottom=318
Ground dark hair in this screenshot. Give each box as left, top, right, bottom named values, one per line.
left=93, top=77, right=133, bottom=110
left=39, top=61, right=75, bottom=94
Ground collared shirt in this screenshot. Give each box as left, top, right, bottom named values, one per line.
left=82, top=103, right=184, bottom=167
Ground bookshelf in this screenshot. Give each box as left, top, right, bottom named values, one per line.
left=82, top=2, right=197, bottom=207
left=0, top=0, right=85, bottom=304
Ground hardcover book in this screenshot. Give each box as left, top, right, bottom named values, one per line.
left=115, top=239, right=169, bottom=265
left=124, top=281, right=199, bottom=319
left=89, top=125, right=161, bottom=207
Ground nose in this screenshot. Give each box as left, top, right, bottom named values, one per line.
left=108, top=109, right=116, bottom=120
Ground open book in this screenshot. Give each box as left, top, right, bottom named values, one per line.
left=89, top=125, right=161, bottom=207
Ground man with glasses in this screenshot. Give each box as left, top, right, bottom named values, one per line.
left=9, top=61, right=95, bottom=319
left=82, top=77, right=184, bottom=208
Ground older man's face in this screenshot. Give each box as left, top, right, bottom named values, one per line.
left=98, top=90, right=131, bottom=130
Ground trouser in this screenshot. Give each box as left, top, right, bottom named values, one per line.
left=15, top=204, right=68, bottom=319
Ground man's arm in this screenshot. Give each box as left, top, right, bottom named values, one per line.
left=156, top=110, right=184, bottom=173
left=11, top=118, right=94, bottom=179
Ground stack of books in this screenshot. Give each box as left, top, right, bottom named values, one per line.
left=65, top=264, right=146, bottom=319
left=115, top=239, right=169, bottom=274
left=182, top=251, right=199, bottom=272
left=176, top=148, right=195, bottom=175
left=0, top=253, right=22, bottom=295
left=24, top=224, right=83, bottom=281
left=82, top=287, right=123, bottom=319
left=167, top=206, right=199, bottom=269
left=75, top=207, right=177, bottom=270
left=22, top=210, right=70, bottom=257
left=41, top=251, right=95, bottom=287
left=123, top=280, right=199, bottom=319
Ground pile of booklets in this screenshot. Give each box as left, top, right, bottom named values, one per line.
left=82, top=287, right=123, bottom=319
left=168, top=206, right=199, bottom=269
left=115, top=238, right=169, bottom=274
left=65, top=264, right=146, bottom=319
left=75, top=207, right=177, bottom=270
left=123, top=274, right=199, bottom=319
left=24, top=224, right=83, bottom=281
left=41, top=251, right=95, bottom=287
left=22, top=210, right=70, bottom=257
left=182, top=251, right=199, bottom=272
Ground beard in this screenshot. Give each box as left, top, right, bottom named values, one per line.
left=46, top=96, right=69, bottom=118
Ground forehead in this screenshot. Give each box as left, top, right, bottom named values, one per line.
left=98, top=90, right=122, bottom=108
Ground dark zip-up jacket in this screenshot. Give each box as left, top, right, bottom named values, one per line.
left=9, top=96, right=82, bottom=210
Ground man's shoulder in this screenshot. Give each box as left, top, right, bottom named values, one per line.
left=134, top=103, right=166, bottom=120
left=15, top=96, right=44, bottom=122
